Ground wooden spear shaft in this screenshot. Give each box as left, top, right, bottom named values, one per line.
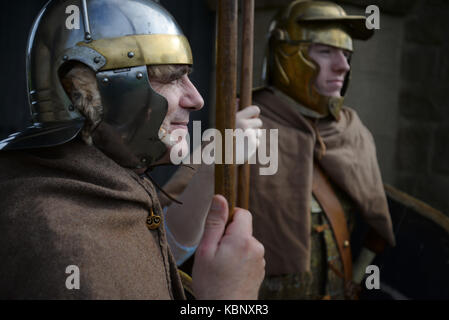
left=237, top=0, right=254, bottom=210
left=215, top=0, right=238, bottom=221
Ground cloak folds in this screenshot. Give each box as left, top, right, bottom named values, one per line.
left=0, top=139, right=184, bottom=299
left=250, top=87, right=395, bottom=275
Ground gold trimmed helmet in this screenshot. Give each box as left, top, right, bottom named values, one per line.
left=0, top=0, right=192, bottom=168
left=265, top=0, right=373, bottom=120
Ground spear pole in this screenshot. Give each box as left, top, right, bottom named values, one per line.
left=237, top=0, right=254, bottom=210
left=215, top=0, right=238, bottom=221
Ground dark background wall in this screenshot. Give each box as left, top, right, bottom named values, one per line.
left=393, top=0, right=449, bottom=218
left=339, top=0, right=449, bottom=218
left=1, top=0, right=448, bottom=216
left=0, top=0, right=49, bottom=136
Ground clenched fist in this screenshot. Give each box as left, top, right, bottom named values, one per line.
left=192, top=195, right=265, bottom=300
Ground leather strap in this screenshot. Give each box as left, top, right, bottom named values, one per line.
left=312, top=163, right=353, bottom=291
left=178, top=269, right=195, bottom=300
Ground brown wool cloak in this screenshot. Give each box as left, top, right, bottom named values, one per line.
left=250, top=87, right=395, bottom=276
left=0, top=139, right=185, bottom=299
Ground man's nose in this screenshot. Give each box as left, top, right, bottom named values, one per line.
left=332, top=50, right=350, bottom=73
left=180, top=77, right=204, bottom=111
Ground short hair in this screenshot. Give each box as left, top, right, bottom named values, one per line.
left=60, top=62, right=103, bottom=145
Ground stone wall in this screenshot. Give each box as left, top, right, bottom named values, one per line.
left=395, top=0, right=449, bottom=215
left=332, top=3, right=404, bottom=186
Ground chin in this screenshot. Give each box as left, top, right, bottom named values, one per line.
left=325, top=91, right=342, bottom=98
left=169, top=127, right=188, bottom=136
left=169, top=124, right=188, bottom=132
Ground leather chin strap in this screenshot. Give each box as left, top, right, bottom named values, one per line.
left=178, top=269, right=195, bottom=299
left=328, top=96, right=344, bottom=121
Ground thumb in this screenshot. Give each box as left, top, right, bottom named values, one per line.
left=197, top=195, right=229, bottom=258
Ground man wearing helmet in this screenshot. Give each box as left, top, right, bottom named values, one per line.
left=248, top=0, right=395, bottom=299
left=0, top=0, right=264, bottom=299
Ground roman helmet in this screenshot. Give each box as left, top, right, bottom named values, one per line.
left=0, top=0, right=192, bottom=168
left=265, top=0, right=373, bottom=120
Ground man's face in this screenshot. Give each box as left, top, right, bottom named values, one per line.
left=149, top=66, right=204, bottom=156
left=308, top=43, right=351, bottom=97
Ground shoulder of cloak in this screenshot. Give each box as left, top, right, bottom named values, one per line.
left=0, top=141, right=156, bottom=299
left=252, top=87, right=314, bottom=132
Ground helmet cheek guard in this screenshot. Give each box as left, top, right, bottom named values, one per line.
left=94, top=65, right=168, bottom=168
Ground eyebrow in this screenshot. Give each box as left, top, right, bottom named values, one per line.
left=168, top=65, right=193, bottom=82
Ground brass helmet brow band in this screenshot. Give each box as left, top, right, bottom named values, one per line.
left=298, top=26, right=353, bottom=52
left=79, top=34, right=193, bottom=71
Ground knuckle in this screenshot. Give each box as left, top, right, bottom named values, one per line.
left=207, top=210, right=228, bottom=227
left=234, top=208, right=252, bottom=221
left=254, top=240, right=265, bottom=257
left=251, top=105, right=261, bottom=114
left=241, top=236, right=253, bottom=250
left=205, top=214, right=225, bottom=229
left=258, top=259, right=266, bottom=277
left=249, top=238, right=265, bottom=258
left=232, top=235, right=253, bottom=253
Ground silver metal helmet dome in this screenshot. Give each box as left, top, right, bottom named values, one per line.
left=0, top=0, right=193, bottom=168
